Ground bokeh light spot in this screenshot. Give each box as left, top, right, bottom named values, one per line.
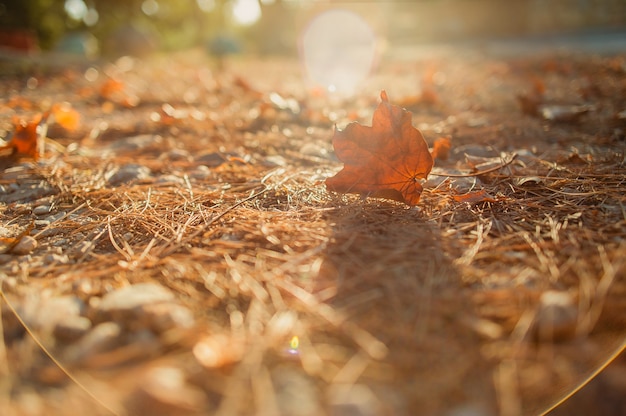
left=64, top=0, right=87, bottom=21
left=231, top=0, right=262, bottom=26
left=196, top=0, right=216, bottom=13
left=300, top=9, right=377, bottom=95
left=141, top=0, right=159, bottom=16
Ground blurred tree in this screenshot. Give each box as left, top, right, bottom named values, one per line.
left=0, top=0, right=66, bottom=49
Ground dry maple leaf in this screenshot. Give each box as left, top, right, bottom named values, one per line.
left=452, top=189, right=496, bottom=205
left=51, top=102, right=81, bottom=131
left=326, top=90, right=433, bottom=205
left=1, top=112, right=49, bottom=160
left=431, top=137, right=452, bottom=161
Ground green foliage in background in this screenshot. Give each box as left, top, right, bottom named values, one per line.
left=0, top=0, right=234, bottom=53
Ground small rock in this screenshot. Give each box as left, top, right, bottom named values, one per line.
left=54, top=316, right=92, bottom=342
left=94, top=283, right=176, bottom=326
left=195, top=152, right=226, bottom=167
left=11, top=236, right=37, bottom=255
left=106, top=134, right=160, bottom=152
left=273, top=365, right=322, bottom=416
left=43, top=211, right=66, bottom=224
left=0, top=254, right=14, bottom=264
left=7, top=295, right=85, bottom=341
left=38, top=227, right=66, bottom=238
left=73, top=278, right=98, bottom=299
left=466, top=117, right=489, bottom=128
left=1, top=276, right=17, bottom=292
left=534, top=290, right=578, bottom=342
left=125, top=366, right=206, bottom=415
left=300, top=142, right=328, bottom=158
left=540, top=104, right=592, bottom=123
left=166, top=148, right=191, bottom=161
left=142, top=303, right=195, bottom=333
left=0, top=183, right=58, bottom=204
left=32, top=205, right=51, bottom=215
left=192, top=333, right=243, bottom=369
left=65, top=321, right=123, bottom=363
left=328, top=384, right=381, bottom=416
left=445, top=402, right=493, bottom=416
left=155, top=174, right=185, bottom=185
left=188, top=165, right=211, bottom=180
left=98, top=283, right=175, bottom=312
left=106, top=164, right=152, bottom=186
left=43, top=252, right=70, bottom=265
left=33, top=296, right=85, bottom=332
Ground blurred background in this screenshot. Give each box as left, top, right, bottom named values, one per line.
left=0, top=0, right=625, bottom=58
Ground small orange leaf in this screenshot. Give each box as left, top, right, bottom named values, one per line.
left=51, top=102, right=81, bottom=131
left=5, top=113, right=48, bottom=159
left=431, top=137, right=451, bottom=161
left=452, top=189, right=496, bottom=205
left=100, top=78, right=125, bottom=100
left=326, top=90, right=433, bottom=206
left=0, top=224, right=34, bottom=254
left=516, top=93, right=542, bottom=117
left=419, top=87, right=438, bottom=105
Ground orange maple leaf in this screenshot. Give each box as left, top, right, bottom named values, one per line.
left=3, top=113, right=49, bottom=159
left=326, top=91, right=433, bottom=206
left=431, top=137, right=451, bottom=161
left=51, top=102, right=81, bottom=131
left=452, top=189, right=496, bottom=205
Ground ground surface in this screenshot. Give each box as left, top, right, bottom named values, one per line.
left=0, top=45, right=625, bottom=416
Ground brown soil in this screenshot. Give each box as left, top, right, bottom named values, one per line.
left=0, top=47, right=625, bottom=416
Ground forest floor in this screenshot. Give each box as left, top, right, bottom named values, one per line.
left=0, top=44, right=625, bottom=416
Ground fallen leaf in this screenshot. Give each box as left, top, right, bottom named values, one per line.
left=6, top=96, right=34, bottom=110
left=0, top=224, right=34, bottom=254
left=516, top=93, right=541, bottom=117
left=0, top=236, right=21, bottom=254
left=397, top=88, right=438, bottom=108
left=452, top=189, right=496, bottom=205
left=99, top=78, right=125, bottom=102
left=326, top=90, right=433, bottom=206
left=431, top=137, right=451, bottom=161
left=1, top=112, right=49, bottom=159
left=193, top=333, right=243, bottom=369
left=531, top=76, right=546, bottom=96
left=51, top=102, right=81, bottom=131
left=540, top=104, right=592, bottom=123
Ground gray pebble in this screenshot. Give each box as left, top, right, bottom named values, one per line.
left=43, top=252, right=70, bottom=265
left=273, top=365, right=322, bottom=416
left=143, top=303, right=195, bottom=333
left=106, top=164, right=152, bottom=186
left=98, top=283, right=175, bottom=312
left=155, top=174, right=185, bottom=185
left=188, top=165, right=211, bottom=180
left=94, top=283, right=176, bottom=325
left=166, top=148, right=191, bottom=161
left=22, top=295, right=85, bottom=334
left=11, top=236, right=38, bottom=255
left=328, top=384, right=381, bottom=416
left=66, top=321, right=123, bottom=363
left=126, top=366, right=206, bottom=414
left=0, top=254, right=15, bottom=264
left=535, top=290, right=578, bottom=341
left=43, top=211, right=66, bottom=224
left=54, top=316, right=93, bottom=342
left=33, top=205, right=51, bottom=216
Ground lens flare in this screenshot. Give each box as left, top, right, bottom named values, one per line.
left=231, top=0, right=262, bottom=26
left=289, top=335, right=299, bottom=352
left=300, top=9, right=377, bottom=95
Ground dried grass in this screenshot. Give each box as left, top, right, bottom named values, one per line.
left=0, top=50, right=625, bottom=415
